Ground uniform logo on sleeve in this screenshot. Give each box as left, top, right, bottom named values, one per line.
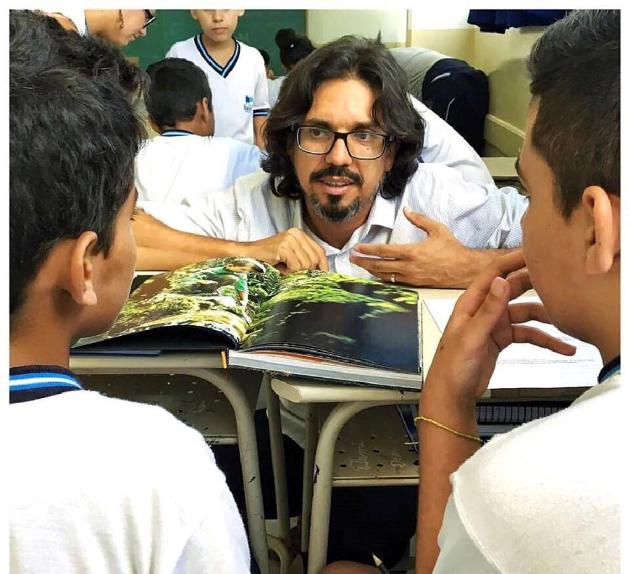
left=244, top=95, right=254, bottom=113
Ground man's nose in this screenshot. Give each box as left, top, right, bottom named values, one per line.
left=325, top=137, right=353, bottom=166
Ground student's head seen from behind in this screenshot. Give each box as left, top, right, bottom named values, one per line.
left=518, top=9, right=619, bottom=352
left=10, top=40, right=144, bottom=345
left=145, top=58, right=214, bottom=136
left=191, top=9, right=244, bottom=45
left=275, top=28, right=314, bottom=72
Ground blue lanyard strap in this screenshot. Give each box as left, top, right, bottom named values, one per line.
left=10, top=366, right=83, bottom=404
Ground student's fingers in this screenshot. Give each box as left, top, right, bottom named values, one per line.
left=402, top=207, right=443, bottom=235
left=505, top=266, right=533, bottom=299
left=511, top=325, right=577, bottom=356
left=453, top=251, right=526, bottom=318
left=508, top=302, right=552, bottom=325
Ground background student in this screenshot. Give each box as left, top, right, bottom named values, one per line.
left=166, top=9, right=269, bottom=148
left=9, top=12, right=251, bottom=573
left=136, top=57, right=263, bottom=207
left=40, top=8, right=156, bottom=46
left=268, top=27, right=315, bottom=108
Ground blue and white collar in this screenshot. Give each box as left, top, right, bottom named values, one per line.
left=161, top=129, right=195, bottom=137
left=10, top=365, right=83, bottom=404
left=194, top=35, right=241, bottom=78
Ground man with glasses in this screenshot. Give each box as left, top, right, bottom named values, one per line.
left=139, top=35, right=528, bottom=287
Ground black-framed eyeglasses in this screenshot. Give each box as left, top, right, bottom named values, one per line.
left=295, top=125, right=393, bottom=160
left=143, top=9, right=156, bottom=29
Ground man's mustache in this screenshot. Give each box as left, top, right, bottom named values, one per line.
left=309, top=166, right=363, bottom=186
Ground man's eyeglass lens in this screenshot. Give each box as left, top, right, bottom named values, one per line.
left=297, top=127, right=387, bottom=160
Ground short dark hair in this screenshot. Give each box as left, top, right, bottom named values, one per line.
left=528, top=9, right=619, bottom=217
left=275, top=28, right=315, bottom=70
left=262, top=36, right=424, bottom=200
left=10, top=19, right=144, bottom=317
left=10, top=9, right=146, bottom=99
left=258, top=48, right=271, bottom=67
left=145, top=58, right=213, bottom=130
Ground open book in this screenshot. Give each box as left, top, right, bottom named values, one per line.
left=73, top=258, right=422, bottom=386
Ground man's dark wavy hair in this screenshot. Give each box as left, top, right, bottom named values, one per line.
left=262, top=36, right=424, bottom=199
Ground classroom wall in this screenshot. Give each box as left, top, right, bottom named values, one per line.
left=306, top=10, right=407, bottom=47
left=123, top=9, right=306, bottom=75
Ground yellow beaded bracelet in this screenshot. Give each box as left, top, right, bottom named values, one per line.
left=414, top=415, right=483, bottom=444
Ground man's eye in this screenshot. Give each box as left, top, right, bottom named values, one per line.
left=308, top=128, right=327, bottom=139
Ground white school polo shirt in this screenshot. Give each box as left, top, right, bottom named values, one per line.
left=166, top=36, right=270, bottom=145
left=135, top=130, right=263, bottom=206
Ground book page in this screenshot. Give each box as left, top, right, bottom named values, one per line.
left=74, top=258, right=282, bottom=350
left=242, top=270, right=420, bottom=373
left=423, top=296, right=602, bottom=390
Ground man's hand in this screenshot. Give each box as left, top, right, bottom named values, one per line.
left=350, top=208, right=502, bottom=288
left=422, top=250, right=576, bottom=410
left=247, top=228, right=328, bottom=273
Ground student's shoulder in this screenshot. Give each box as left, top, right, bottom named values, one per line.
left=166, top=35, right=198, bottom=55
left=236, top=40, right=265, bottom=64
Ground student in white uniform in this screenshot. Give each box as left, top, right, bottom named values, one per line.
left=166, top=10, right=269, bottom=148
left=136, top=58, right=262, bottom=208
left=9, top=15, right=250, bottom=574
left=39, top=8, right=155, bottom=46
left=268, top=27, right=315, bottom=108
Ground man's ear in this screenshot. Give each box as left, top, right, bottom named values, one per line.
left=582, top=185, right=620, bottom=275
left=68, top=231, right=99, bottom=307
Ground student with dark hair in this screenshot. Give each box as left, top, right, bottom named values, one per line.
left=9, top=12, right=250, bottom=574
left=324, top=10, right=620, bottom=574
left=268, top=27, right=315, bottom=107
left=140, top=36, right=527, bottom=288
left=11, top=9, right=146, bottom=99
left=136, top=57, right=262, bottom=208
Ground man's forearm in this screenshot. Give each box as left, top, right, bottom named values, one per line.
left=133, top=211, right=250, bottom=270
left=416, top=390, right=480, bottom=574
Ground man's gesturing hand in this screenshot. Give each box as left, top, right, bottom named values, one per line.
left=423, top=250, right=576, bottom=410
left=350, top=208, right=484, bottom=287
left=248, top=228, right=329, bottom=273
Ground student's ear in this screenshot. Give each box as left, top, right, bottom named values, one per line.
left=582, top=185, right=620, bottom=275
left=190, top=10, right=199, bottom=21
left=237, top=10, right=245, bottom=16
left=67, top=231, right=99, bottom=307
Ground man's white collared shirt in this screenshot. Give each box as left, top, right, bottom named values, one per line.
left=142, top=165, right=528, bottom=279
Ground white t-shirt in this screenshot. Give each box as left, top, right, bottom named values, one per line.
left=135, top=131, right=262, bottom=206
left=9, top=389, right=250, bottom=574
left=166, top=36, right=270, bottom=145
left=143, top=166, right=527, bottom=279
left=267, top=76, right=286, bottom=108
left=434, top=372, right=621, bottom=574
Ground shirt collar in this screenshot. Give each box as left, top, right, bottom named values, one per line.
left=598, top=355, right=620, bottom=383
left=291, top=188, right=397, bottom=255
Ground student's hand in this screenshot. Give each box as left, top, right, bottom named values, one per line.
left=350, top=208, right=484, bottom=288
left=247, top=228, right=329, bottom=273
left=422, top=250, right=576, bottom=411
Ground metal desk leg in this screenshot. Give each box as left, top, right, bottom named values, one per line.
left=189, top=369, right=269, bottom=574
left=265, top=374, right=291, bottom=548
left=307, top=400, right=393, bottom=574
left=301, top=403, right=318, bottom=553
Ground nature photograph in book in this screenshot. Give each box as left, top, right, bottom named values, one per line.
left=74, top=258, right=420, bottom=373
left=243, top=271, right=419, bottom=372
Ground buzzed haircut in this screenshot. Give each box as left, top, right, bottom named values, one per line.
left=145, top=58, right=213, bottom=130
left=10, top=13, right=144, bottom=318
left=528, top=9, right=619, bottom=217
